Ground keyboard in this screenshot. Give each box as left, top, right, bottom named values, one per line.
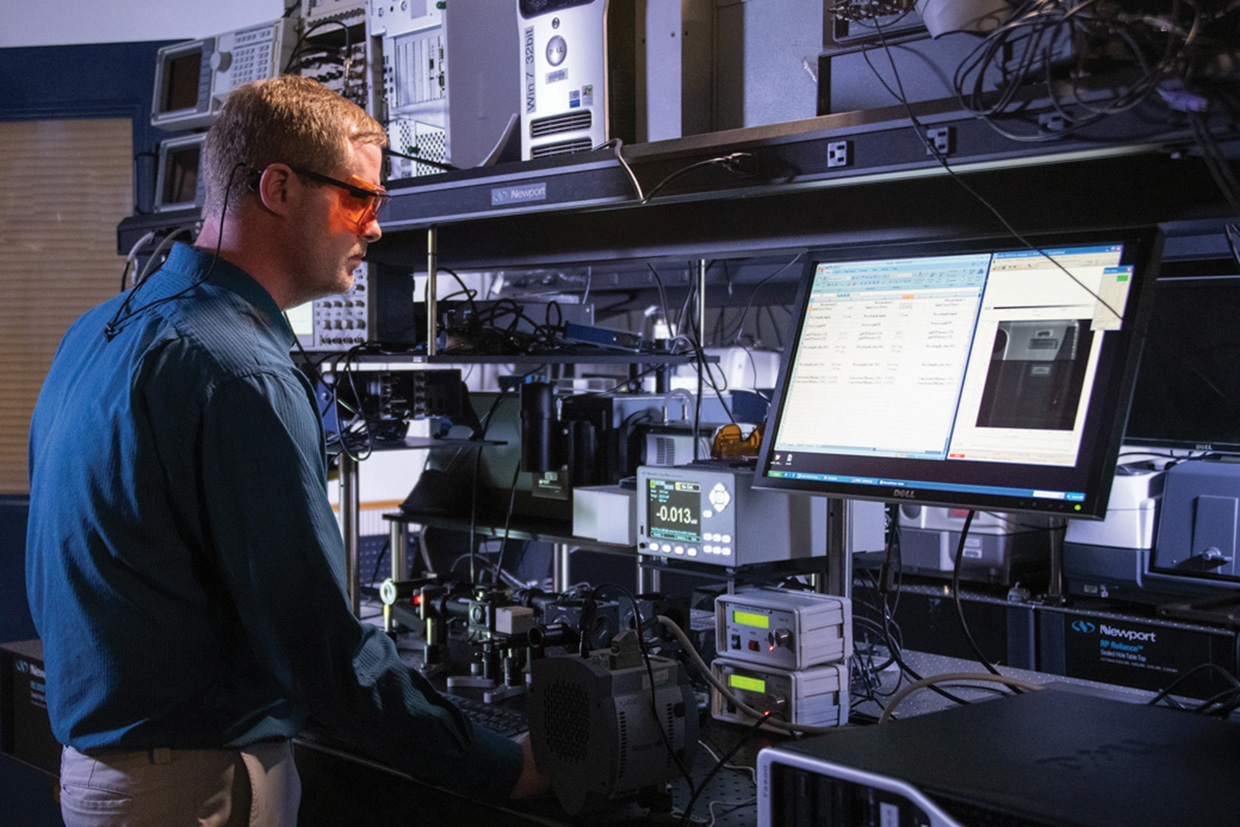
left=444, top=692, right=529, bottom=739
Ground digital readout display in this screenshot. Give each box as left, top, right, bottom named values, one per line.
left=729, top=673, right=766, bottom=693
left=646, top=479, right=701, bottom=542
left=732, top=610, right=770, bottom=629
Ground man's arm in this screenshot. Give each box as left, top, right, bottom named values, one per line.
left=197, top=370, right=525, bottom=801
left=510, top=733, right=553, bottom=799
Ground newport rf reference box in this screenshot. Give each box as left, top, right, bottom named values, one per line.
left=0, top=639, right=59, bottom=776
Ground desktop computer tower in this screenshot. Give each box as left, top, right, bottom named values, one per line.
left=374, top=0, right=523, bottom=178
left=516, top=0, right=715, bottom=160
left=517, top=0, right=636, bottom=159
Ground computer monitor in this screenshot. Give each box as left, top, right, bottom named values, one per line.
left=754, top=228, right=1163, bottom=518
left=1123, top=273, right=1240, bottom=453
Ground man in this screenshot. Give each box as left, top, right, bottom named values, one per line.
left=26, top=75, right=547, bottom=826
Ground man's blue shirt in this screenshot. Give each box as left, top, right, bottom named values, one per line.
left=26, top=244, right=520, bottom=801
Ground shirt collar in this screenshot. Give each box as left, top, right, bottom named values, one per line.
left=165, top=243, right=296, bottom=348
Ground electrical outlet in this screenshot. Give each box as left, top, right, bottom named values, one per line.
left=925, top=126, right=954, bottom=157
left=827, top=140, right=852, bottom=168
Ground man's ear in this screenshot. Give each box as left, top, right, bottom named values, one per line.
left=256, top=164, right=296, bottom=217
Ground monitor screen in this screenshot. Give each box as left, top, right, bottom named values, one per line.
left=161, top=50, right=204, bottom=114
left=1123, top=273, right=1240, bottom=453
left=754, top=228, right=1162, bottom=518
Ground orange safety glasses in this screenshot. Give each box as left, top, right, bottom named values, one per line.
left=290, top=166, right=389, bottom=233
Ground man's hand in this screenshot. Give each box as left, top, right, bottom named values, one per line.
left=508, top=732, right=553, bottom=799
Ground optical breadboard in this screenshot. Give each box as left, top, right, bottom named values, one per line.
left=711, top=658, right=849, bottom=730
left=636, top=464, right=825, bottom=567
left=756, top=688, right=1240, bottom=827
left=716, top=588, right=851, bottom=671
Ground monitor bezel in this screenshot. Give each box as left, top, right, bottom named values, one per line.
left=150, top=38, right=215, bottom=129
left=753, top=226, right=1164, bottom=519
left=153, top=133, right=206, bottom=213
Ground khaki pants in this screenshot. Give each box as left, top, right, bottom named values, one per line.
left=59, top=741, right=300, bottom=827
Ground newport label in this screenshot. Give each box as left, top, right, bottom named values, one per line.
left=492, top=182, right=548, bottom=206
left=1100, top=624, right=1157, bottom=643
left=16, top=659, right=45, bottom=680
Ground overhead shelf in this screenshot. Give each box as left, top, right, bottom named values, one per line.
left=363, top=96, right=1239, bottom=271
left=118, top=93, right=1239, bottom=269
left=376, top=95, right=1229, bottom=232
left=301, top=350, right=709, bottom=366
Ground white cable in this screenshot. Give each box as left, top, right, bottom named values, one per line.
left=123, top=230, right=157, bottom=288
left=604, top=138, right=644, bottom=201
left=707, top=797, right=757, bottom=827
left=698, top=738, right=756, bottom=783
left=878, top=672, right=1045, bottom=723
left=135, top=224, right=198, bottom=286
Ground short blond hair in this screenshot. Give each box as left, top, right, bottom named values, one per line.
left=200, top=75, right=386, bottom=217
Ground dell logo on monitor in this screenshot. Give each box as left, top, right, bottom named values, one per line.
left=892, top=489, right=917, bottom=499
